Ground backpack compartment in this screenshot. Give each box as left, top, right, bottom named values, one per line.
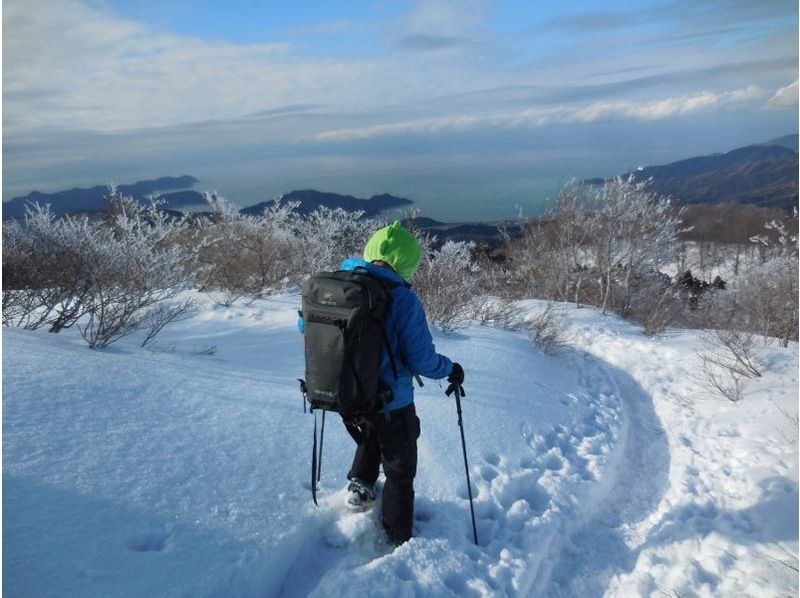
left=302, top=272, right=392, bottom=418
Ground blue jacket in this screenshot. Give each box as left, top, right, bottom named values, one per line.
left=300, top=258, right=453, bottom=412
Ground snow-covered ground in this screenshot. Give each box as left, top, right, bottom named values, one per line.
left=3, top=292, right=797, bottom=597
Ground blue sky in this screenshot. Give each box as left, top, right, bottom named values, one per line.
left=3, top=0, right=798, bottom=219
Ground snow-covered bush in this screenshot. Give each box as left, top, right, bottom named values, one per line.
left=3, top=208, right=57, bottom=329
left=472, top=296, right=520, bottom=328
left=3, top=205, right=99, bottom=332
left=140, top=296, right=197, bottom=348
left=627, top=271, right=684, bottom=336
left=298, top=207, right=377, bottom=273
left=413, top=241, right=481, bottom=332
left=3, top=190, right=196, bottom=348
left=735, top=257, right=798, bottom=347
left=195, top=195, right=302, bottom=305
left=503, top=178, right=686, bottom=325
left=195, top=198, right=375, bottom=304
left=696, top=327, right=763, bottom=402
left=524, top=302, right=568, bottom=354
left=78, top=191, right=196, bottom=348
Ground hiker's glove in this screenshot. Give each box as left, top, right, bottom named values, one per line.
left=445, top=363, right=465, bottom=397
left=448, top=363, right=464, bottom=385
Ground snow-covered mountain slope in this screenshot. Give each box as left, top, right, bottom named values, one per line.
left=3, top=293, right=797, bottom=597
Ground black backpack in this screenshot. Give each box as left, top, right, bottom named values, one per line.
left=299, top=269, right=398, bottom=504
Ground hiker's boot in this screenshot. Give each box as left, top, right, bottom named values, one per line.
left=345, top=479, right=376, bottom=511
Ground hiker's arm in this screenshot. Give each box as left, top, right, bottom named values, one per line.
left=395, top=292, right=452, bottom=380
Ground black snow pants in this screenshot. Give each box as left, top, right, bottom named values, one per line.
left=346, top=403, right=420, bottom=544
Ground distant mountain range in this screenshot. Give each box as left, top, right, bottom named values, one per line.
left=4, top=181, right=412, bottom=222
left=760, top=134, right=798, bottom=152
left=585, top=135, right=798, bottom=211
left=3, top=176, right=201, bottom=220
left=5, top=134, right=796, bottom=238
left=240, top=189, right=413, bottom=218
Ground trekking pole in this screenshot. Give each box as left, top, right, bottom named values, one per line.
left=449, top=383, right=478, bottom=545
left=317, top=410, right=326, bottom=483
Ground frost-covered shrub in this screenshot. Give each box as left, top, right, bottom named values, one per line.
left=503, top=219, right=558, bottom=301
left=3, top=205, right=99, bottom=332
left=78, top=191, right=195, bottom=348
left=413, top=241, right=481, bottom=332
left=546, top=181, right=600, bottom=306
left=140, top=296, right=197, bottom=348
left=524, top=302, right=568, bottom=354
left=3, top=209, right=55, bottom=329
left=696, top=327, right=763, bottom=402
left=196, top=195, right=302, bottom=304
left=627, top=271, right=683, bottom=336
left=472, top=296, right=520, bottom=329
left=195, top=199, right=374, bottom=304
left=298, top=207, right=377, bottom=273
left=3, top=190, right=196, bottom=348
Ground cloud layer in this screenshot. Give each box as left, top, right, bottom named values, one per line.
left=2, top=0, right=797, bottom=207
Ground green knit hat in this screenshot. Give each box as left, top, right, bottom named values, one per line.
left=363, top=221, right=421, bottom=281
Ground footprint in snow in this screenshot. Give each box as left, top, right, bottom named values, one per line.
left=479, top=463, right=500, bottom=482
left=483, top=452, right=501, bottom=467
left=126, top=529, right=171, bottom=553
left=543, top=453, right=564, bottom=471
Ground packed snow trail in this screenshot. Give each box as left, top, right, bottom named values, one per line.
left=530, top=303, right=799, bottom=597
left=532, top=353, right=671, bottom=596
left=4, top=293, right=797, bottom=596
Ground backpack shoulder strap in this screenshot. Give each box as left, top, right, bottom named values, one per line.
left=371, top=276, right=402, bottom=380
left=349, top=270, right=403, bottom=380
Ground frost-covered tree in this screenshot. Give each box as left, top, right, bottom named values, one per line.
left=298, top=207, right=377, bottom=273
left=414, top=241, right=480, bottom=332
left=503, top=217, right=557, bottom=300
left=591, top=177, right=686, bottom=315
left=504, top=177, right=685, bottom=319
left=738, top=212, right=799, bottom=347
left=548, top=181, right=600, bottom=307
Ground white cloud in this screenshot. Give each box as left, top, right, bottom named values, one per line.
left=571, top=86, right=765, bottom=122
left=2, top=0, right=376, bottom=132
left=403, top=0, right=490, bottom=38
left=2, top=0, right=505, bottom=135
left=767, top=80, right=799, bottom=109
left=313, top=86, right=766, bottom=141
left=2, top=0, right=793, bottom=160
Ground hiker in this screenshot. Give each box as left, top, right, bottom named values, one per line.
left=301, top=221, right=464, bottom=546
